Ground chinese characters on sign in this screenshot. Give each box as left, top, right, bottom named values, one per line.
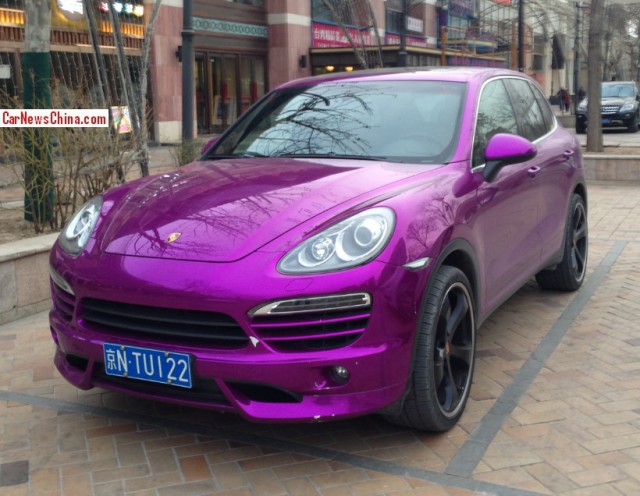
left=312, top=22, right=428, bottom=49
left=312, top=23, right=376, bottom=48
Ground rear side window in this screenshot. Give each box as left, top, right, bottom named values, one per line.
left=529, top=82, right=555, bottom=131
left=473, top=79, right=518, bottom=167
left=505, top=78, right=548, bottom=141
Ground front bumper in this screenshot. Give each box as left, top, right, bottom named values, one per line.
left=49, top=248, right=427, bottom=423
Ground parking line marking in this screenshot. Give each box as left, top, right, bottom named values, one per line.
left=0, top=388, right=545, bottom=496
left=445, top=240, right=627, bottom=477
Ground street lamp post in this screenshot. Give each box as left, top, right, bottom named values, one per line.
left=398, top=0, right=408, bottom=67
left=518, top=0, right=524, bottom=71
left=182, top=0, right=194, bottom=142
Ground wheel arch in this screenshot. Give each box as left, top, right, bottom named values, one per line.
left=573, top=181, right=588, bottom=212
left=380, top=238, right=480, bottom=418
left=430, top=239, right=480, bottom=317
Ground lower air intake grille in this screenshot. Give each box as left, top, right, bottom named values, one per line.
left=95, top=365, right=231, bottom=406
left=51, top=282, right=76, bottom=323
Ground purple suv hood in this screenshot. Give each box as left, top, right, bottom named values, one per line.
left=102, top=158, right=429, bottom=262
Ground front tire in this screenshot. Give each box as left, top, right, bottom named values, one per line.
left=627, top=113, right=639, bottom=133
left=575, top=120, right=586, bottom=134
left=536, top=193, right=588, bottom=291
left=386, top=266, right=475, bottom=431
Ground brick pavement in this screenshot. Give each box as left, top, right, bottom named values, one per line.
left=1, top=181, right=640, bottom=495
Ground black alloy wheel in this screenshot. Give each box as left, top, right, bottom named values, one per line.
left=536, top=194, right=588, bottom=291
left=386, top=266, right=475, bottom=432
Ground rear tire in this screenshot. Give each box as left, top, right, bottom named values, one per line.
left=536, top=194, right=588, bottom=291
left=575, top=120, right=586, bottom=134
left=385, top=266, right=475, bottom=432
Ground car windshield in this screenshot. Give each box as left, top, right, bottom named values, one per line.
left=602, top=84, right=635, bottom=98
left=207, top=81, right=466, bottom=164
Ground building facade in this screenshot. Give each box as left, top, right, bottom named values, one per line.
left=0, top=0, right=144, bottom=107
left=0, top=0, right=570, bottom=144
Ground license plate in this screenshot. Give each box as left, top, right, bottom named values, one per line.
left=103, top=343, right=192, bottom=388
left=602, top=118, right=610, bottom=124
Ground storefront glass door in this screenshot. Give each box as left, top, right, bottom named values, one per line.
left=196, top=53, right=266, bottom=134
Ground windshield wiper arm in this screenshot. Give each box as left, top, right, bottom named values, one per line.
left=206, top=151, right=268, bottom=160
left=276, top=153, right=389, bottom=161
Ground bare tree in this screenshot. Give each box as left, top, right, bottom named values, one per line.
left=320, top=0, right=383, bottom=69
left=134, top=0, right=164, bottom=177
left=22, top=0, right=53, bottom=224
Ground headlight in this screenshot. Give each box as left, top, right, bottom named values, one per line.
left=59, top=196, right=103, bottom=255
left=577, top=100, right=587, bottom=111
left=620, top=103, right=635, bottom=112
left=278, top=207, right=395, bottom=274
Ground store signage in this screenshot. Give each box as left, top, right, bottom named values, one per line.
left=406, top=16, right=423, bottom=33
left=492, top=0, right=511, bottom=4
left=56, top=0, right=84, bottom=22
left=312, top=22, right=375, bottom=48
left=0, top=64, right=10, bottom=80
left=446, top=0, right=474, bottom=16
left=193, top=18, right=268, bottom=38
left=98, top=2, right=145, bottom=17
left=386, top=33, right=428, bottom=48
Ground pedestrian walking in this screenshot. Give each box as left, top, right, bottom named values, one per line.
left=559, top=88, right=570, bottom=113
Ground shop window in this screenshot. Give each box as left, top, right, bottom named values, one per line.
left=385, top=9, right=403, bottom=33
left=311, top=0, right=333, bottom=22
left=197, top=53, right=266, bottom=134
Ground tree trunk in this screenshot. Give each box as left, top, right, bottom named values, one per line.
left=136, top=0, right=164, bottom=177
left=586, top=0, right=604, bottom=152
left=22, top=0, right=53, bottom=225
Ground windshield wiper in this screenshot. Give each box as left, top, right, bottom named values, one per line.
left=275, top=153, right=389, bottom=161
left=207, top=151, right=268, bottom=160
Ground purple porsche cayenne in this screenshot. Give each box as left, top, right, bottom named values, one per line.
left=49, top=68, right=587, bottom=431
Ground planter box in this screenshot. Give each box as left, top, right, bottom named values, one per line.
left=0, top=233, right=57, bottom=324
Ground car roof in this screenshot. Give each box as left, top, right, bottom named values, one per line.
left=275, top=67, right=530, bottom=90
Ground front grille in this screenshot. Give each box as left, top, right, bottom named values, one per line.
left=250, top=294, right=371, bottom=352
left=80, top=299, right=249, bottom=347
left=602, top=105, right=620, bottom=114
left=51, top=282, right=76, bottom=322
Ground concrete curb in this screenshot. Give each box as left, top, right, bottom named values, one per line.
left=0, top=233, right=58, bottom=325
left=583, top=154, right=640, bottom=181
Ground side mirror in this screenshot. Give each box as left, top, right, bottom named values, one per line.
left=201, top=136, right=220, bottom=155
left=482, top=133, right=537, bottom=183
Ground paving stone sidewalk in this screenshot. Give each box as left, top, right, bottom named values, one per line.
left=1, top=181, right=640, bottom=496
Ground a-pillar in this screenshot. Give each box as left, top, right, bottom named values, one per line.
left=267, top=0, right=312, bottom=89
